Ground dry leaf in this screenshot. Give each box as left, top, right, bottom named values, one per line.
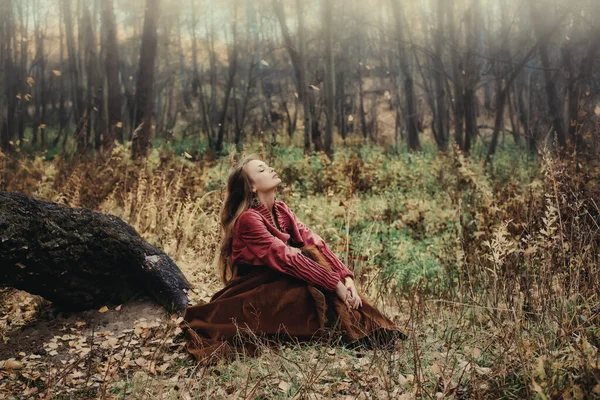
left=594, top=105, right=600, bottom=116
left=52, top=70, right=62, bottom=76
left=0, top=359, right=23, bottom=370
left=278, top=380, right=291, bottom=392
left=98, top=306, right=109, bottom=313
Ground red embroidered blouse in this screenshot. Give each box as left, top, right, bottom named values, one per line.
left=231, top=200, right=354, bottom=291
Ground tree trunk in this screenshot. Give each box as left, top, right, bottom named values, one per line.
left=131, top=0, right=160, bottom=159
left=295, top=0, right=312, bottom=153
left=529, top=1, right=566, bottom=147
left=216, top=10, right=239, bottom=153
left=323, top=0, right=335, bottom=157
left=61, top=0, right=84, bottom=147
left=101, top=0, right=122, bottom=150
left=273, top=0, right=312, bottom=153
left=391, top=0, right=420, bottom=151
left=32, top=2, right=47, bottom=148
left=16, top=0, right=29, bottom=144
left=0, top=191, right=191, bottom=313
left=1, top=0, right=17, bottom=152
left=447, top=0, right=465, bottom=149
left=433, top=0, right=448, bottom=151
left=82, top=5, right=101, bottom=153
left=463, top=0, right=480, bottom=154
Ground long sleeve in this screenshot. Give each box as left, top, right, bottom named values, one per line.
left=235, top=211, right=340, bottom=291
left=283, top=204, right=354, bottom=281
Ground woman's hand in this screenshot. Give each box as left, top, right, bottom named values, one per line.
left=335, top=281, right=352, bottom=310
left=344, top=277, right=362, bottom=309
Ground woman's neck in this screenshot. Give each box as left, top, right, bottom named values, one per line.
left=256, top=190, right=276, bottom=210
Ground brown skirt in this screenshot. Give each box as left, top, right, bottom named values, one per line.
left=180, top=246, right=406, bottom=364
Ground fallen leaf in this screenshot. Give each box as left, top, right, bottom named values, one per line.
left=98, top=306, right=109, bottom=313
left=0, top=359, right=23, bottom=370
left=278, top=380, right=291, bottom=392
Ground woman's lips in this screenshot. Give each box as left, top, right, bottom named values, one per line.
left=273, top=173, right=279, bottom=179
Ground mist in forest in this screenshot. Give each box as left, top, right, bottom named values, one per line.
left=0, top=0, right=597, bottom=158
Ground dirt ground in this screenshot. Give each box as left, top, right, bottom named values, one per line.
left=0, top=294, right=167, bottom=361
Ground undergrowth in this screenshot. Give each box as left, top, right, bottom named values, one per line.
left=0, top=136, right=599, bottom=399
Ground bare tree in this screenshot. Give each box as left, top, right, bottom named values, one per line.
left=391, top=0, right=420, bottom=151
left=101, top=0, right=122, bottom=152
left=323, top=0, right=335, bottom=156
left=529, top=0, right=566, bottom=147
left=273, top=0, right=312, bottom=153
left=131, top=0, right=160, bottom=159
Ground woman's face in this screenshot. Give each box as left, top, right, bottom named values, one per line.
left=244, top=159, right=281, bottom=194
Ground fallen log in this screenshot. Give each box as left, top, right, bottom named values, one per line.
left=0, top=191, right=192, bottom=313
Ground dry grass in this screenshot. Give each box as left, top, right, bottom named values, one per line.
left=1, top=141, right=599, bottom=399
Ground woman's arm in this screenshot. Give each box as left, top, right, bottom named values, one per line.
left=236, top=212, right=341, bottom=291
left=283, top=204, right=355, bottom=281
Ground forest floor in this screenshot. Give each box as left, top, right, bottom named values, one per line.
left=0, top=266, right=433, bottom=400
left=1, top=139, right=599, bottom=399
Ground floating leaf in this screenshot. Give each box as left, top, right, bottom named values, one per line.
left=595, top=105, right=600, bottom=116
left=260, top=59, right=269, bottom=66
left=26, top=77, right=35, bottom=87
left=115, top=121, right=123, bottom=128
left=309, top=84, right=320, bottom=91
left=98, top=306, right=109, bottom=313
left=184, top=152, right=192, bottom=159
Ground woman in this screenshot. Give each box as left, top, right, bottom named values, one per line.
left=180, top=155, right=405, bottom=364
